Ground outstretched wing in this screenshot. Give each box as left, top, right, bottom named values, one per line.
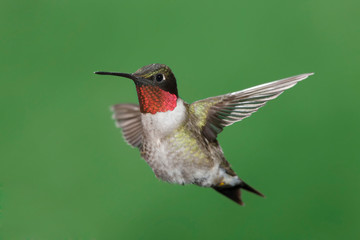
left=111, top=103, right=143, bottom=148
left=189, top=73, right=313, bottom=142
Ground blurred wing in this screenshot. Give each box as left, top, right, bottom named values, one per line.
left=190, top=73, right=313, bottom=142
left=111, top=103, right=143, bottom=148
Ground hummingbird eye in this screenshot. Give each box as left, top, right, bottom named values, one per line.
left=155, top=73, right=164, bottom=82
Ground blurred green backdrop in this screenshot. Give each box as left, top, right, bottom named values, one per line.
left=1, top=0, right=359, bottom=239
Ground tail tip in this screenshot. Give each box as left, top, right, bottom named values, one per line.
left=240, top=181, right=265, bottom=198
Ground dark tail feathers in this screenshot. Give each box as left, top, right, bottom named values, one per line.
left=213, top=181, right=265, bottom=206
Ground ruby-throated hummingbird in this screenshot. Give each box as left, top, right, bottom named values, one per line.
left=95, top=64, right=313, bottom=205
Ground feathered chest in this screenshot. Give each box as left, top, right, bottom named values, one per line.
left=141, top=99, right=187, bottom=139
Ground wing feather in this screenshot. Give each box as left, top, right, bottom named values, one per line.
left=111, top=103, right=143, bottom=148
left=189, top=73, right=313, bottom=142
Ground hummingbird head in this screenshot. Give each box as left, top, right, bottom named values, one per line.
left=95, top=64, right=179, bottom=114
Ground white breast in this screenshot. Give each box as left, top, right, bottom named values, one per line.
left=141, top=98, right=187, bottom=138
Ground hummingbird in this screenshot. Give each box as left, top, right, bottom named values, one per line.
left=95, top=64, right=313, bottom=205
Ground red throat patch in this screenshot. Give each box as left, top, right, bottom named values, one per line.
left=136, top=86, right=177, bottom=114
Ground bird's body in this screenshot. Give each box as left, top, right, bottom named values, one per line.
left=138, top=98, right=238, bottom=187
left=96, top=64, right=313, bottom=205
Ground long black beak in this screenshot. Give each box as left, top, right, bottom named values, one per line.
left=94, top=71, right=137, bottom=81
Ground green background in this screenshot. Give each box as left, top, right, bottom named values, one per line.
left=1, top=0, right=359, bottom=239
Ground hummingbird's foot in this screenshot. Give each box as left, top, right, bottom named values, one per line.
left=218, top=182, right=225, bottom=186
